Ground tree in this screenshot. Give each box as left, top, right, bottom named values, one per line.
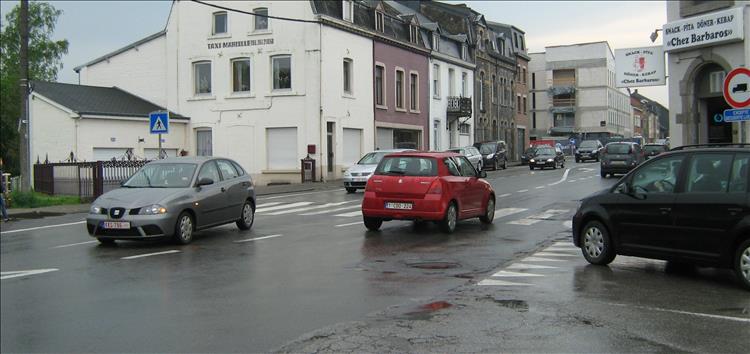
left=0, top=1, right=68, bottom=176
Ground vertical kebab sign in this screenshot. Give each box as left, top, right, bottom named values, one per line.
left=615, top=46, right=666, bottom=88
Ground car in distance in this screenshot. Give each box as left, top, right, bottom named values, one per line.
left=446, top=146, right=483, bottom=171
left=520, top=146, right=540, bottom=165
left=600, top=142, right=644, bottom=178
left=361, top=152, right=496, bottom=233
left=86, top=157, right=256, bottom=245
left=573, top=144, right=750, bottom=290
left=529, top=146, right=566, bottom=170
left=343, top=149, right=414, bottom=193
left=575, top=140, right=604, bottom=163
left=474, top=140, right=508, bottom=170
left=643, top=143, right=669, bottom=160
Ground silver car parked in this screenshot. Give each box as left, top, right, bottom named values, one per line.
left=86, top=157, right=256, bottom=245
left=343, top=149, right=414, bottom=193
left=446, top=146, right=483, bottom=171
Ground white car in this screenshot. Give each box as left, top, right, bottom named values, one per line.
left=343, top=149, right=414, bottom=193
left=446, top=146, right=483, bottom=171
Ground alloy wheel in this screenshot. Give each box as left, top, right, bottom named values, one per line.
left=584, top=226, right=604, bottom=258
left=243, top=204, right=253, bottom=226
left=179, top=215, right=193, bottom=242
left=447, top=204, right=457, bottom=230
left=742, top=245, right=750, bottom=282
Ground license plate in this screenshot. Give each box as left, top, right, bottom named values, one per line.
left=611, top=161, right=626, bottom=165
left=102, top=221, right=130, bottom=229
left=582, top=153, right=590, bottom=157
left=385, top=202, right=413, bottom=210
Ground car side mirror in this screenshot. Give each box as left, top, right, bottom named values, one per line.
left=478, top=170, right=487, bottom=178
left=196, top=177, right=214, bottom=187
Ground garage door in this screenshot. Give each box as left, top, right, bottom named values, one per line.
left=93, top=148, right=129, bottom=161
left=376, top=127, right=393, bottom=150
left=267, top=127, right=298, bottom=169
left=342, top=128, right=362, bottom=167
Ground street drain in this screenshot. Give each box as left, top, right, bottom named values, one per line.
left=406, top=261, right=461, bottom=269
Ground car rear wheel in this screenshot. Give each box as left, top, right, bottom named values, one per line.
left=439, top=202, right=458, bottom=233
left=580, top=220, right=615, bottom=265
left=173, top=212, right=194, bottom=245
left=480, top=197, right=495, bottom=224
left=236, top=200, right=255, bottom=230
left=346, top=187, right=357, bottom=193
left=734, top=239, right=750, bottom=290
left=97, top=238, right=115, bottom=245
left=363, top=217, right=382, bottom=231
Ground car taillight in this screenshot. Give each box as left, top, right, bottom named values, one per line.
left=365, top=180, right=373, bottom=192
left=427, top=180, right=442, bottom=194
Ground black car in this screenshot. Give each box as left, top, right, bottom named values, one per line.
left=575, top=140, right=604, bottom=163
left=529, top=146, right=565, bottom=170
left=521, top=147, right=539, bottom=165
left=643, top=143, right=669, bottom=160
left=572, top=144, right=750, bottom=290
left=474, top=140, right=507, bottom=170
left=600, top=142, right=644, bottom=178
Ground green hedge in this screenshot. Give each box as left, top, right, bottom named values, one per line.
left=8, top=190, right=81, bottom=209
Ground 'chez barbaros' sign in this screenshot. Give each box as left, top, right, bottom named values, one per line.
left=615, top=46, right=665, bottom=88
left=662, top=7, right=744, bottom=53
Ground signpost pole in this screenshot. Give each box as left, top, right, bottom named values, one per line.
left=158, top=133, right=162, bottom=159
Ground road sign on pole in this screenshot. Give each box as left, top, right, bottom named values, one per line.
left=723, top=67, right=750, bottom=108
left=723, top=108, right=750, bottom=122
left=149, top=111, right=169, bottom=134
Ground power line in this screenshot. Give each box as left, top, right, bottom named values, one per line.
left=190, top=0, right=319, bottom=24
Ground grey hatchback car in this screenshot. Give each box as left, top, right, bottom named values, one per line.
left=86, top=157, right=256, bottom=244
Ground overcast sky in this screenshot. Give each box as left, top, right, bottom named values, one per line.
left=0, top=0, right=668, bottom=105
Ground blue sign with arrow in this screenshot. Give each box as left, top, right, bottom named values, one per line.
left=149, top=111, right=169, bottom=134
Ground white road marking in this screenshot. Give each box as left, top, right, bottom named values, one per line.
left=300, top=205, right=360, bottom=216
left=523, top=256, right=567, bottom=262
left=534, top=252, right=578, bottom=257
left=1, top=268, right=59, bottom=280
left=494, top=208, right=528, bottom=219
left=491, top=270, right=545, bottom=277
left=256, top=202, right=314, bottom=213
left=335, top=221, right=364, bottom=227
left=260, top=190, right=345, bottom=200
left=553, top=241, right=575, bottom=247
left=334, top=210, right=362, bottom=217
left=1, top=221, right=85, bottom=235
left=52, top=240, right=98, bottom=249
left=535, top=186, right=545, bottom=189
left=121, top=250, right=180, bottom=260
left=605, top=302, right=750, bottom=324
left=563, top=220, right=573, bottom=228
left=478, top=279, right=533, bottom=286
left=254, top=202, right=282, bottom=209
left=508, top=209, right=568, bottom=225
left=507, top=218, right=542, bottom=226
left=568, top=179, right=577, bottom=183
left=499, top=193, right=512, bottom=198
left=506, top=263, right=558, bottom=270
left=265, top=200, right=359, bottom=215
left=548, top=168, right=571, bottom=186
left=234, top=234, right=283, bottom=243
left=544, top=248, right=579, bottom=254
left=517, top=189, right=529, bottom=193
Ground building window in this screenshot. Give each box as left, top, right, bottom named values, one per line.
left=461, top=43, right=468, bottom=61
left=461, top=72, right=467, bottom=97
left=342, top=0, right=353, bottom=22
left=254, top=8, right=268, bottom=31
left=514, top=33, right=519, bottom=49
left=433, top=64, right=440, bottom=97
left=531, top=72, right=535, bottom=89
left=395, top=69, right=405, bottom=109
left=479, top=72, right=485, bottom=111
left=491, top=75, right=496, bottom=103
left=196, top=129, right=212, bottom=156
left=410, top=72, right=418, bottom=111
left=499, top=40, right=504, bottom=56
left=432, top=32, right=440, bottom=51
left=448, top=69, right=455, bottom=96
left=459, top=123, right=470, bottom=134
left=522, top=96, right=527, bottom=114
left=532, top=112, right=536, bottom=129
left=517, top=95, right=521, bottom=113
left=212, top=12, right=227, bottom=35
left=520, top=36, right=525, bottom=50
left=409, top=25, right=419, bottom=44
left=231, top=58, right=251, bottom=93
left=375, top=64, right=385, bottom=106
left=522, top=67, right=526, bottom=83
left=343, top=58, right=353, bottom=94
left=375, top=11, right=384, bottom=33
left=272, top=55, right=291, bottom=90
left=193, top=61, right=211, bottom=95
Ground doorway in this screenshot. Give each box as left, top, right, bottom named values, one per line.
left=695, top=64, right=733, bottom=144
left=705, top=97, right=732, bottom=143
left=326, top=122, right=335, bottom=177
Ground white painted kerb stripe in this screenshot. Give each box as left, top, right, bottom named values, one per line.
left=121, top=250, right=180, bottom=260
left=1, top=221, right=85, bottom=235
left=234, top=234, right=283, bottom=243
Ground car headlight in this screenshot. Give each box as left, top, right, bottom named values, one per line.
left=90, top=205, right=102, bottom=214
left=487, top=153, right=495, bottom=159
left=529, top=159, right=535, bottom=163
left=139, top=204, right=168, bottom=215
left=547, top=158, right=554, bottom=162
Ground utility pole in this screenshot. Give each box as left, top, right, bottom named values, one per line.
left=18, top=0, right=31, bottom=191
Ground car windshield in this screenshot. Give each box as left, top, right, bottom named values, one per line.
left=644, top=145, right=666, bottom=154
left=537, top=148, right=555, bottom=155
left=375, top=157, right=437, bottom=176
left=606, top=144, right=632, bottom=154
left=357, top=152, right=389, bottom=165
left=122, top=163, right=197, bottom=188
left=478, top=143, right=497, bottom=154
left=524, top=147, right=537, bottom=155
left=580, top=141, right=599, bottom=148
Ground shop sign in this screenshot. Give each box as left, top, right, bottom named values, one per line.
left=207, top=38, right=274, bottom=50
left=615, top=46, right=665, bottom=87
left=662, top=7, right=744, bottom=52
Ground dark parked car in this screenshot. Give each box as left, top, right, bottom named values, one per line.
left=643, top=143, right=669, bottom=160
left=474, top=140, right=507, bottom=170
left=529, top=146, right=565, bottom=170
left=575, top=140, right=604, bottom=162
left=600, top=142, right=644, bottom=178
left=573, top=144, right=750, bottom=290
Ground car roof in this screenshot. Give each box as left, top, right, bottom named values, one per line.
left=385, top=151, right=461, bottom=158
left=644, top=143, right=666, bottom=146
left=369, top=149, right=415, bottom=153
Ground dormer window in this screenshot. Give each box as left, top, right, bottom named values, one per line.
left=461, top=43, right=468, bottom=60
left=375, top=11, right=384, bottom=32
left=212, top=11, right=227, bottom=35
left=432, top=32, right=439, bottom=51
left=409, top=25, right=418, bottom=44
left=342, top=0, right=353, bottom=22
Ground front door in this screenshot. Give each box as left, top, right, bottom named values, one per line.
left=454, top=156, right=482, bottom=215
left=216, top=159, right=246, bottom=223
left=327, top=122, right=335, bottom=179
left=194, top=161, right=225, bottom=227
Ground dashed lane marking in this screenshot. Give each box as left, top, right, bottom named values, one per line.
left=535, top=186, right=545, bottom=189
left=335, top=221, right=364, bottom=228
left=234, top=234, right=283, bottom=243
left=1, top=221, right=85, bottom=235
left=1, top=268, right=59, bottom=280
left=499, top=193, right=512, bottom=198
left=478, top=279, right=533, bottom=286
left=52, top=240, right=98, bottom=249
left=517, top=189, right=529, bottom=193
left=121, top=250, right=181, bottom=260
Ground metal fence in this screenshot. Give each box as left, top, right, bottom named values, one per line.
left=33, top=160, right=150, bottom=200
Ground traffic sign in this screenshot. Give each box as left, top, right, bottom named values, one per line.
left=723, top=67, right=750, bottom=108
left=149, top=111, right=169, bottom=134
left=723, top=108, right=750, bottom=122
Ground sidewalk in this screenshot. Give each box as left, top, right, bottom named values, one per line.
left=5, top=179, right=345, bottom=220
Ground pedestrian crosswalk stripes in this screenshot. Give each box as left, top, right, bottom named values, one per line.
left=300, top=205, right=360, bottom=216
left=478, top=242, right=583, bottom=287
left=494, top=208, right=528, bottom=219
left=256, top=202, right=314, bottom=213
left=334, top=210, right=362, bottom=217
left=477, top=279, right=532, bottom=286
left=264, top=200, right=359, bottom=215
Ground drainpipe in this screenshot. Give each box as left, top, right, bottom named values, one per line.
left=319, top=21, right=324, bottom=182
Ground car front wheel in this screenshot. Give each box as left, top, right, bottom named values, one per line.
left=236, top=200, right=255, bottom=230
left=173, top=212, right=194, bottom=245
left=363, top=216, right=382, bottom=231
left=734, top=239, right=750, bottom=290
left=580, top=220, right=615, bottom=265
left=479, top=197, right=495, bottom=224
left=439, top=202, right=458, bottom=233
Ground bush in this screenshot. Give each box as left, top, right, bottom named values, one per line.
left=8, top=190, right=81, bottom=209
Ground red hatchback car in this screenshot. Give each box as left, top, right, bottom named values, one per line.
left=361, top=152, right=496, bottom=233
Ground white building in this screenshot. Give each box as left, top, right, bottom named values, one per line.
left=529, top=41, right=632, bottom=140
left=76, top=1, right=374, bottom=185
left=664, top=1, right=749, bottom=146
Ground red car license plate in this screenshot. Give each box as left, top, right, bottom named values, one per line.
left=102, top=221, right=130, bottom=229
left=385, top=202, right=413, bottom=210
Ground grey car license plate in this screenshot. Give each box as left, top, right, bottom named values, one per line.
left=102, top=221, right=130, bottom=229
left=385, top=202, right=413, bottom=210
left=611, top=161, right=626, bottom=165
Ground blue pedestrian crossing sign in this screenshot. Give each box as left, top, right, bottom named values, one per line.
left=149, top=111, right=169, bottom=134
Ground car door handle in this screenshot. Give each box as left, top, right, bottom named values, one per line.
left=659, top=207, right=671, bottom=214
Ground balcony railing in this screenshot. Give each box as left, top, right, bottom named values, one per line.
left=447, top=96, right=472, bottom=116
left=552, top=78, right=575, bottom=86
left=552, top=98, right=576, bottom=107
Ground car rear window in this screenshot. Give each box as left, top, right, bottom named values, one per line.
left=358, top=152, right=388, bottom=165
left=375, top=157, right=437, bottom=176
left=644, top=145, right=667, bottom=154
left=580, top=141, right=599, bottom=148
left=478, top=143, right=497, bottom=154
left=537, top=148, right=555, bottom=155
left=606, top=144, right=632, bottom=154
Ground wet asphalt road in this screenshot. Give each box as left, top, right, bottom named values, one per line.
left=2, top=161, right=747, bottom=352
